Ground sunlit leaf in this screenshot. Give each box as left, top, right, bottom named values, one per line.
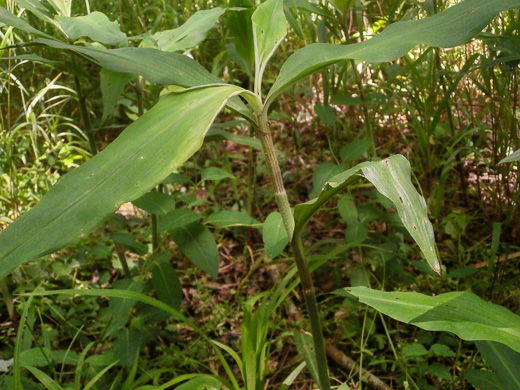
left=266, top=0, right=520, bottom=106
left=57, top=12, right=127, bottom=45
left=341, top=287, right=520, bottom=353
left=0, top=85, right=244, bottom=278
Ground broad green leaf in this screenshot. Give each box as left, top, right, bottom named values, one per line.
left=262, top=211, right=288, bottom=258
left=252, top=0, right=286, bottom=91
left=34, top=38, right=222, bottom=86
left=342, top=287, right=520, bottom=353
left=158, top=208, right=202, bottom=232
left=339, top=139, right=372, bottom=163
left=226, top=0, right=255, bottom=75
left=285, top=0, right=335, bottom=21
left=266, top=0, right=520, bottom=106
left=310, top=161, right=345, bottom=198
left=464, top=369, right=503, bottom=390
left=499, top=148, right=520, bottom=164
left=57, top=12, right=127, bottom=45
left=200, top=167, right=235, bottom=181
left=114, top=328, right=143, bottom=368
left=132, top=192, right=176, bottom=216
left=0, top=85, right=244, bottom=278
left=19, top=347, right=52, bottom=368
left=476, top=341, right=520, bottom=390
left=206, top=210, right=261, bottom=228
left=148, top=8, right=225, bottom=52
left=108, top=280, right=145, bottom=336
left=152, top=258, right=182, bottom=310
left=0, top=7, right=54, bottom=39
left=295, top=155, right=440, bottom=273
left=31, top=38, right=255, bottom=122
left=100, top=68, right=135, bottom=122
left=169, top=222, right=219, bottom=277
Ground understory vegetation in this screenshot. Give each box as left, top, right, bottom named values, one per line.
left=0, top=0, right=519, bottom=389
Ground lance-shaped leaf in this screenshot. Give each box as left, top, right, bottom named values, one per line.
left=56, top=12, right=127, bottom=46
left=341, top=287, right=520, bottom=353
left=147, top=8, right=225, bottom=52
left=266, top=0, right=520, bottom=106
left=0, top=85, right=245, bottom=278
left=294, top=155, right=440, bottom=274
left=252, top=0, right=286, bottom=92
left=31, top=38, right=254, bottom=122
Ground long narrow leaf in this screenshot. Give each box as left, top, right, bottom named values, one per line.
left=0, top=85, right=244, bottom=277
left=266, top=0, right=520, bottom=106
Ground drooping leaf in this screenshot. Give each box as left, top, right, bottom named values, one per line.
left=266, top=0, right=520, bottom=106
left=252, top=0, right=287, bottom=89
left=0, top=85, right=244, bottom=278
left=295, top=155, right=440, bottom=273
left=476, top=341, right=520, bottom=390
left=132, top=191, right=176, bottom=216
left=148, top=8, right=225, bottom=52
left=262, top=211, right=289, bottom=258
left=499, top=148, right=520, bottom=164
left=206, top=210, right=261, bottom=228
left=341, top=287, right=520, bottom=353
left=57, top=12, right=127, bottom=45
left=152, top=258, right=182, bottom=310
left=169, top=222, right=219, bottom=277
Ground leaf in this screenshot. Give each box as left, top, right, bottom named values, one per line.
left=262, top=211, right=289, bottom=258
left=206, top=210, right=261, bottom=228
left=47, top=0, right=71, bottom=17
left=110, top=233, right=148, bottom=255
left=0, top=7, right=54, bottom=39
left=107, top=280, right=145, bottom=336
left=499, top=148, right=520, bottom=164
left=100, top=68, right=135, bottom=122
left=200, top=167, right=236, bottom=181
left=152, top=258, right=182, bottom=310
left=114, top=328, right=143, bottom=368
left=13, top=0, right=59, bottom=27
left=464, top=369, right=503, bottom=390
left=266, top=0, right=520, bottom=105
left=19, top=347, right=52, bottom=368
left=295, top=155, right=440, bottom=273
left=34, top=38, right=223, bottom=86
left=0, top=85, right=244, bottom=278
left=57, top=12, right=127, bottom=45
left=148, top=8, right=225, bottom=52
left=226, top=0, right=255, bottom=74
left=132, top=192, right=176, bottom=216
left=341, top=287, right=520, bottom=353
left=476, top=341, right=520, bottom=390
left=158, top=208, right=202, bottom=232
left=169, top=222, right=219, bottom=277
left=252, top=0, right=286, bottom=89
left=25, top=366, right=64, bottom=390
left=293, top=332, right=321, bottom=388
left=175, top=375, right=222, bottom=390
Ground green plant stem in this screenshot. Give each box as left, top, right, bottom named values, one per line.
left=74, top=75, right=98, bottom=155
left=256, top=112, right=330, bottom=390
left=292, top=234, right=331, bottom=390
left=257, top=113, right=294, bottom=240
left=0, top=277, right=16, bottom=322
